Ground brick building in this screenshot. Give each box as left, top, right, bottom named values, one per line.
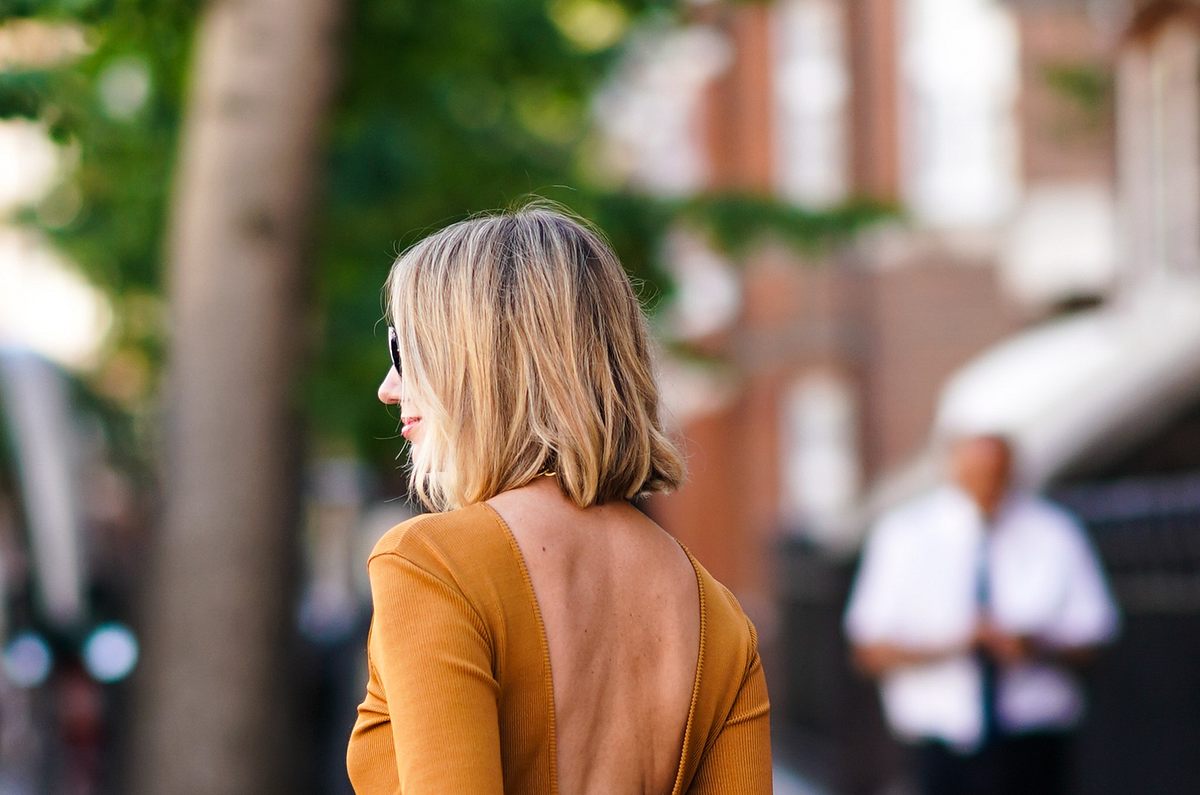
left=600, top=1, right=1200, bottom=790
left=604, top=0, right=1115, bottom=642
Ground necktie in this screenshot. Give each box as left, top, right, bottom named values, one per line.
left=976, top=534, right=1000, bottom=744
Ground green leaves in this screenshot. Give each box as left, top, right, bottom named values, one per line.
left=11, top=0, right=891, bottom=471
left=0, top=0, right=104, bottom=21
left=1042, top=62, right=1113, bottom=133
left=0, top=69, right=50, bottom=119
left=679, top=194, right=898, bottom=260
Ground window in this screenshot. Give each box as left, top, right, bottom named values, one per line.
left=594, top=27, right=732, bottom=196
left=1117, top=9, right=1200, bottom=280
left=900, top=0, right=1021, bottom=228
left=781, top=372, right=860, bottom=548
left=772, top=0, right=850, bottom=207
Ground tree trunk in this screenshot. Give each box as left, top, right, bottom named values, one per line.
left=134, top=0, right=341, bottom=791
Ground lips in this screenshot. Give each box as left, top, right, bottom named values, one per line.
left=401, top=416, right=422, bottom=440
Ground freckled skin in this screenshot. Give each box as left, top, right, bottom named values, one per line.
left=487, top=478, right=700, bottom=795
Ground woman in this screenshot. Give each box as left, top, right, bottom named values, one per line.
left=346, top=205, right=772, bottom=794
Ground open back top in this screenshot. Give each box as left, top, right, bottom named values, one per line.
left=346, top=501, right=772, bottom=794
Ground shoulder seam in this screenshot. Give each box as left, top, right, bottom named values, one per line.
left=368, top=512, right=444, bottom=557
left=368, top=549, right=494, bottom=649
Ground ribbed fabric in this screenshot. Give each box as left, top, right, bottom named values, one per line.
left=346, top=502, right=772, bottom=794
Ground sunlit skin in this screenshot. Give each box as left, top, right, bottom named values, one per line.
left=373, top=350, right=703, bottom=792
left=377, top=365, right=425, bottom=446
left=350, top=210, right=746, bottom=793
left=853, top=436, right=1097, bottom=678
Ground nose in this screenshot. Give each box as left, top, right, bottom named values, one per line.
left=378, top=367, right=403, bottom=405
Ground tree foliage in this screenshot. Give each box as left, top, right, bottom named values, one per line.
left=2, top=0, right=891, bottom=473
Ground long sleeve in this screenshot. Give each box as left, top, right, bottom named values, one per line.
left=350, top=550, right=504, bottom=794
left=688, top=641, right=773, bottom=794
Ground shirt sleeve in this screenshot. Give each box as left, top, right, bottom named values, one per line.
left=1045, top=519, right=1120, bottom=648
left=365, top=550, right=504, bottom=794
left=688, top=626, right=772, bottom=794
left=844, top=517, right=904, bottom=644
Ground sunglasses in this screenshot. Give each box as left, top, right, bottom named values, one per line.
left=387, top=325, right=402, bottom=376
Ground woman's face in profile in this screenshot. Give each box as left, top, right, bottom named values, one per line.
left=378, top=359, right=426, bottom=448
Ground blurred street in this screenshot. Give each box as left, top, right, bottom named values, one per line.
left=775, top=763, right=828, bottom=795
left=3, top=0, right=1200, bottom=793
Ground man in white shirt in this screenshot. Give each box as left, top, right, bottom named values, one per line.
left=844, top=435, right=1119, bottom=795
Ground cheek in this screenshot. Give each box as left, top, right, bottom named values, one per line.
left=400, top=391, right=428, bottom=418
left=407, top=421, right=439, bottom=463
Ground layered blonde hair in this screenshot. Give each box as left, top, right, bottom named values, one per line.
left=385, top=203, right=685, bottom=511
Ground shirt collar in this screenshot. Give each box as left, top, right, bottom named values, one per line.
left=942, top=484, right=1021, bottom=531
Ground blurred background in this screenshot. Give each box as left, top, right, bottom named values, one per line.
left=1, top=0, right=1199, bottom=792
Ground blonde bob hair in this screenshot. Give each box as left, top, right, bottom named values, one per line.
left=385, top=204, right=685, bottom=511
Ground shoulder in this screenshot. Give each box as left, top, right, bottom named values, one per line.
left=687, top=552, right=759, bottom=668
left=366, top=502, right=525, bottom=626
left=1007, top=494, right=1086, bottom=538
left=870, top=489, right=953, bottom=545
left=368, top=502, right=509, bottom=581
left=892, top=488, right=956, bottom=524
left=683, top=553, right=767, bottom=741
left=1012, top=491, right=1074, bottom=519
left=1002, top=493, right=1101, bottom=559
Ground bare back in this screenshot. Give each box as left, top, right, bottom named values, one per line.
left=487, top=479, right=701, bottom=795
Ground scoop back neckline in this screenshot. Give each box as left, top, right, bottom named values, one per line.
left=477, top=501, right=707, bottom=795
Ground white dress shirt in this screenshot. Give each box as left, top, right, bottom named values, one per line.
left=844, top=486, right=1120, bottom=750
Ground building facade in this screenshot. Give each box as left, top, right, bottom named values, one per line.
left=607, top=1, right=1200, bottom=790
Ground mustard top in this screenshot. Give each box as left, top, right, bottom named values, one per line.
left=346, top=502, right=772, bottom=793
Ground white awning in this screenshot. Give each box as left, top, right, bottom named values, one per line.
left=937, top=276, right=1200, bottom=485
left=851, top=276, right=1200, bottom=547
